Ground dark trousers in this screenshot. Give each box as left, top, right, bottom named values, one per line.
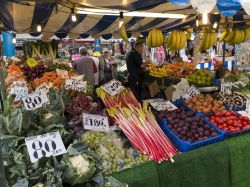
left=128, top=74, right=143, bottom=101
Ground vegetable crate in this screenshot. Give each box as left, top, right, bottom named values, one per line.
left=159, top=120, right=225, bottom=152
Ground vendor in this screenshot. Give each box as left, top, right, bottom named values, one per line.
left=98, top=49, right=117, bottom=84
left=126, top=42, right=148, bottom=100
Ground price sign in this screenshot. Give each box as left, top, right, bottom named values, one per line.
left=56, top=69, right=69, bottom=78
left=25, top=131, right=67, bottom=163
left=150, top=101, right=177, bottom=111
left=12, top=81, right=27, bottom=87
left=220, top=79, right=232, bottom=94
left=82, top=113, right=109, bottom=132
left=184, top=85, right=200, bottom=98
left=65, top=79, right=87, bottom=92
left=22, top=91, right=49, bottom=110
left=101, top=80, right=124, bottom=96
left=246, top=100, right=250, bottom=114
left=36, top=83, right=50, bottom=93
left=11, top=87, right=29, bottom=101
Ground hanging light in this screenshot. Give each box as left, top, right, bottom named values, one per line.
left=37, top=24, right=42, bottom=32
left=202, top=13, right=208, bottom=24
left=119, top=12, right=124, bottom=28
left=196, top=16, right=199, bottom=27
left=12, top=33, right=16, bottom=44
left=213, top=22, right=218, bottom=29
left=71, top=8, right=77, bottom=22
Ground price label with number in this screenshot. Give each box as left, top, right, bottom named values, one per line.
left=11, top=87, right=29, bottom=101
left=151, top=101, right=177, bottom=111
left=36, top=83, right=50, bottom=93
left=56, top=69, right=69, bottom=78
left=82, top=113, right=109, bottom=132
left=65, top=79, right=87, bottom=92
left=101, top=80, right=124, bottom=96
left=25, top=131, right=67, bottom=163
left=184, top=85, right=200, bottom=98
left=22, top=91, right=49, bottom=110
left=12, top=81, right=27, bottom=87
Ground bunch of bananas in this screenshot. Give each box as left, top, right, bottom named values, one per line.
left=186, top=32, right=192, bottom=40
left=220, top=26, right=250, bottom=45
left=119, top=23, right=128, bottom=42
left=167, top=30, right=187, bottom=51
left=147, top=28, right=164, bottom=48
left=199, top=29, right=217, bottom=51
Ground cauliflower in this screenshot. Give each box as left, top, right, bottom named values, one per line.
left=69, top=155, right=90, bottom=175
left=61, top=145, right=96, bottom=185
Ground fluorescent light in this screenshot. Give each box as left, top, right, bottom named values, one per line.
left=202, top=13, right=208, bottom=25
left=196, top=18, right=199, bottom=27
left=76, top=8, right=187, bottom=19
left=71, top=14, right=77, bottom=22
left=37, top=24, right=42, bottom=32
left=213, top=22, right=218, bottom=29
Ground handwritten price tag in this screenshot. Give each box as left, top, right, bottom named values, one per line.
left=245, top=100, right=250, bottom=114
left=36, top=83, right=50, bottom=93
left=101, top=80, right=124, bottom=96
left=22, top=91, right=49, bottom=110
left=184, top=85, right=200, bottom=98
left=221, top=80, right=232, bottom=94
left=65, top=79, right=87, bottom=92
left=150, top=101, right=177, bottom=111
left=56, top=69, right=69, bottom=78
left=12, top=81, right=27, bottom=87
left=82, top=113, right=109, bottom=132
left=25, top=131, right=67, bottom=163
left=11, top=87, right=29, bottom=101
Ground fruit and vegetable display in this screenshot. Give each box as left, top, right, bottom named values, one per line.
left=208, top=111, right=250, bottom=132
left=147, top=28, right=165, bottom=48
left=213, top=92, right=247, bottom=109
left=167, top=30, right=187, bottom=51
left=163, top=107, right=220, bottom=142
left=186, top=69, right=213, bottom=87
left=21, top=62, right=48, bottom=81
left=145, top=62, right=194, bottom=78
left=185, top=94, right=226, bottom=114
left=82, top=131, right=149, bottom=174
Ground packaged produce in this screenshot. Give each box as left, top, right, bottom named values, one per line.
left=185, top=94, right=226, bottom=114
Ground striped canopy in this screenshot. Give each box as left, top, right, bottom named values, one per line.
left=0, top=0, right=249, bottom=39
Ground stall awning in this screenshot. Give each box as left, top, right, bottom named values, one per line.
left=0, top=0, right=249, bottom=38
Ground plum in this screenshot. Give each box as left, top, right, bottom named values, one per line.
left=204, top=130, right=210, bottom=136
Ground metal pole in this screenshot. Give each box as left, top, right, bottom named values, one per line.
left=222, top=17, right=228, bottom=64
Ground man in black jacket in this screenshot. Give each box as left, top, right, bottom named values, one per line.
left=126, top=42, right=147, bottom=100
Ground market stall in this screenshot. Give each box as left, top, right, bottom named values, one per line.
left=2, top=0, right=250, bottom=187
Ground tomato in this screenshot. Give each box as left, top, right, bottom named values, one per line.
left=225, top=111, right=231, bottom=117
left=234, top=127, right=240, bottom=131
left=218, top=125, right=223, bottom=129
left=223, top=127, right=229, bottom=131
left=230, top=110, right=236, bottom=116
left=239, top=116, right=244, bottom=120
left=227, top=120, right=233, bottom=126
left=223, top=123, right=228, bottom=127
left=215, top=112, right=222, bottom=117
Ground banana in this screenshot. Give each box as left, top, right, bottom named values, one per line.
left=157, top=29, right=163, bottom=47
left=186, top=32, right=192, bottom=40
left=176, top=31, right=182, bottom=50
left=178, top=31, right=186, bottom=49
left=119, top=23, right=128, bottom=42
left=171, top=30, right=177, bottom=50
left=151, top=28, right=157, bottom=47
left=225, top=29, right=235, bottom=45
left=204, top=33, right=210, bottom=50
left=244, top=26, right=250, bottom=41
left=200, top=32, right=206, bottom=51
left=147, top=30, right=152, bottom=48
left=167, top=34, right=172, bottom=48
left=240, top=29, right=245, bottom=43
left=219, top=30, right=228, bottom=42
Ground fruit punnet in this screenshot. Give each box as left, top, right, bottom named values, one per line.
left=186, top=69, right=213, bottom=87
left=208, top=110, right=250, bottom=132
left=164, top=107, right=219, bottom=142
left=185, top=94, right=226, bottom=114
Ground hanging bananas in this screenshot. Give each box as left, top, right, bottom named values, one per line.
left=219, top=26, right=250, bottom=45
left=119, top=23, right=128, bottom=42
left=199, top=29, right=217, bottom=51
left=166, top=30, right=187, bottom=51
left=147, top=28, right=164, bottom=48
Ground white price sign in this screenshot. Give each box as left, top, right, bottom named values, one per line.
left=12, top=81, right=27, bottom=87
left=65, top=79, right=87, bottom=92
left=184, top=85, right=200, bottom=98
left=101, top=80, right=124, bottom=96
left=36, top=83, right=50, bottom=93
left=83, top=113, right=109, bottom=132
left=221, top=81, right=232, bottom=94
left=56, top=69, right=69, bottom=78
left=25, top=131, right=67, bottom=163
left=22, top=91, right=49, bottom=110
left=151, top=101, right=177, bottom=111
left=246, top=100, right=250, bottom=114
left=11, top=87, right=29, bottom=101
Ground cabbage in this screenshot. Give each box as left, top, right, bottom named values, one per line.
left=61, top=144, right=96, bottom=185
